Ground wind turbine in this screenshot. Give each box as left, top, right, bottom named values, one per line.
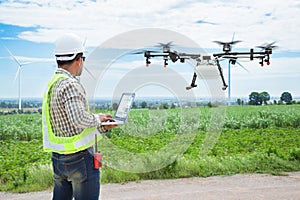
left=4, top=46, right=38, bottom=111
left=4, top=46, right=56, bottom=111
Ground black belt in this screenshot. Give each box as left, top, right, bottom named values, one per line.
left=52, top=147, right=93, bottom=156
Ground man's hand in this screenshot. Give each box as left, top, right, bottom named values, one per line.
left=98, top=113, right=113, bottom=122
left=97, top=113, right=118, bottom=130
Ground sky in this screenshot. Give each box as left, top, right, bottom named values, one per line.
left=0, top=0, right=300, bottom=101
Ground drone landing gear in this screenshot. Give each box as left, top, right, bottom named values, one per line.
left=186, top=72, right=198, bottom=90
left=216, top=59, right=228, bottom=90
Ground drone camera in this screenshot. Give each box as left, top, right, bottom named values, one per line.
left=230, top=59, right=236, bottom=65
left=180, top=58, right=185, bottom=63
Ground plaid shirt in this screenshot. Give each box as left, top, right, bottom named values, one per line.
left=49, top=68, right=105, bottom=137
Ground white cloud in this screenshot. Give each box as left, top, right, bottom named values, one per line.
left=0, top=0, right=299, bottom=51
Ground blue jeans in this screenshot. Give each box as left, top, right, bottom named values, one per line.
left=51, top=147, right=100, bottom=200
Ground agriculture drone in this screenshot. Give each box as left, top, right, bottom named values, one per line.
left=134, top=40, right=277, bottom=91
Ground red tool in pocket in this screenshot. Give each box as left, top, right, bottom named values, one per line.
left=94, top=152, right=102, bottom=169
left=94, top=134, right=102, bottom=169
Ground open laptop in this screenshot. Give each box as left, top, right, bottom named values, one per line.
left=101, top=93, right=135, bottom=125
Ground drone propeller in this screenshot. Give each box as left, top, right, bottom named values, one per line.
left=156, top=41, right=174, bottom=48
left=213, top=40, right=242, bottom=46
left=256, top=42, right=277, bottom=56
left=213, top=40, right=242, bottom=53
left=256, top=41, right=277, bottom=50
left=155, top=41, right=174, bottom=53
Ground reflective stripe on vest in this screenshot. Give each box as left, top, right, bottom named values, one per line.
left=42, top=73, right=102, bottom=154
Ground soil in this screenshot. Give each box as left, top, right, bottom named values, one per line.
left=1, top=172, right=299, bottom=200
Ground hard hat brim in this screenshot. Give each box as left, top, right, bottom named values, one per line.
left=55, top=53, right=78, bottom=61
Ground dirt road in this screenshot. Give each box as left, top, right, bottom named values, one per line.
left=1, top=172, right=299, bottom=200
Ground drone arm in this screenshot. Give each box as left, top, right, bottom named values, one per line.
left=214, top=50, right=269, bottom=58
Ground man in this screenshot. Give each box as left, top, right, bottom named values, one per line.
left=42, top=33, right=116, bottom=200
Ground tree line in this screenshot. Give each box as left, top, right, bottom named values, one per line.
left=237, top=91, right=295, bottom=106
left=0, top=91, right=297, bottom=114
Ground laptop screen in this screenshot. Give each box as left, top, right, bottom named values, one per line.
left=114, top=93, right=135, bottom=122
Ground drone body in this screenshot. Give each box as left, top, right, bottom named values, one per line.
left=137, top=39, right=276, bottom=90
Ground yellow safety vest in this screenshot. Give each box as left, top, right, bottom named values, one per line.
left=42, top=73, right=102, bottom=154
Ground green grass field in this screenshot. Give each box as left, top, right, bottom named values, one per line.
left=0, top=105, right=299, bottom=192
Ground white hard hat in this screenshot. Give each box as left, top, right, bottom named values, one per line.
left=54, top=33, right=85, bottom=61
